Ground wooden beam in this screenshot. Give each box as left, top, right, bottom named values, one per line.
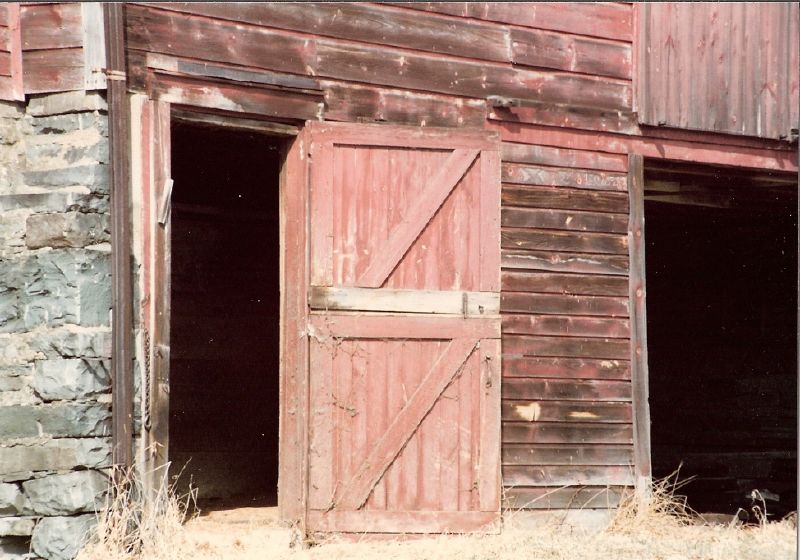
left=309, top=286, right=499, bottom=316
left=627, top=154, right=652, bottom=490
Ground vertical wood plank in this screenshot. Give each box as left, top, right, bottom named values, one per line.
left=310, top=134, right=334, bottom=286
left=81, top=2, right=106, bottom=90
left=7, top=3, right=22, bottom=100
left=457, top=346, right=474, bottom=511
left=627, top=154, right=652, bottom=491
left=480, top=148, right=501, bottom=292
left=478, top=338, right=501, bottom=512
left=151, top=99, right=171, bottom=478
left=278, top=131, right=309, bottom=522
left=308, top=341, right=333, bottom=511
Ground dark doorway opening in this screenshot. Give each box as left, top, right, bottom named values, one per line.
left=169, top=120, right=283, bottom=509
left=644, top=162, right=797, bottom=518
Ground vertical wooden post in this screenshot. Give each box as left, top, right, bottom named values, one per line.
left=105, top=3, right=134, bottom=471
left=628, top=154, right=652, bottom=499
left=150, top=100, right=172, bottom=478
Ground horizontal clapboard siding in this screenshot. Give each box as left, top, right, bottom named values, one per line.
left=126, top=2, right=634, bottom=118
left=500, top=142, right=633, bottom=508
left=18, top=2, right=86, bottom=94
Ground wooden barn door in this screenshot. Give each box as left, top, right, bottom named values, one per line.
left=304, top=123, right=502, bottom=533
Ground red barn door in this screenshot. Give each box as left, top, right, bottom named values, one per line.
left=304, top=122, right=502, bottom=533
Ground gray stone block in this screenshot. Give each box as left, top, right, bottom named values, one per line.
left=0, top=193, right=107, bottom=214
left=26, top=327, right=111, bottom=360
left=0, top=439, right=111, bottom=479
left=0, top=251, right=111, bottom=333
left=29, top=114, right=97, bottom=136
left=27, top=91, right=107, bottom=117
left=0, top=518, right=36, bottom=537
left=22, top=165, right=108, bottom=194
left=0, top=484, right=27, bottom=516
left=31, top=515, right=95, bottom=560
left=32, top=359, right=109, bottom=401
left=23, top=471, right=107, bottom=516
left=0, top=404, right=110, bottom=439
left=25, top=213, right=110, bottom=250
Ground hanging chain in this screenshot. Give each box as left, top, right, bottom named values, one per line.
left=143, top=328, right=152, bottom=431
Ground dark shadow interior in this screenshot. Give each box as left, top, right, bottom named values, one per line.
left=169, top=120, right=283, bottom=509
left=645, top=163, right=797, bottom=518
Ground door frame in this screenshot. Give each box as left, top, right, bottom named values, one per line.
left=130, top=94, right=306, bottom=520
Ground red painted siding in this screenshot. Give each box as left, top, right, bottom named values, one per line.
left=119, top=1, right=796, bottom=521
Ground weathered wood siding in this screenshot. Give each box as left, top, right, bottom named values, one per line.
left=19, top=2, right=85, bottom=94
left=638, top=2, right=800, bottom=140
left=500, top=144, right=634, bottom=508
left=0, top=3, right=22, bottom=100
left=120, top=2, right=797, bottom=515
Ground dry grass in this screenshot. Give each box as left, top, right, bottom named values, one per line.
left=77, top=468, right=797, bottom=560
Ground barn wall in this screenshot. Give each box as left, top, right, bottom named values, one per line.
left=638, top=2, right=800, bottom=140
left=121, top=2, right=798, bottom=520
left=0, top=91, right=111, bottom=560
left=122, top=1, right=644, bottom=513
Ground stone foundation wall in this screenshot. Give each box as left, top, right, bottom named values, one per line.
left=0, top=91, right=112, bottom=560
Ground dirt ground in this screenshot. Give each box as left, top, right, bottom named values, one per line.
left=173, top=506, right=797, bottom=560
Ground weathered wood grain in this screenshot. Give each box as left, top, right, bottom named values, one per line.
left=503, top=422, right=633, bottom=444
left=0, top=52, right=10, bottom=76
left=128, top=5, right=632, bottom=112
left=501, top=143, right=628, bottom=173
left=502, top=207, right=628, bottom=234
left=502, top=334, right=631, bottom=360
left=153, top=1, right=512, bottom=63
left=502, top=401, right=632, bottom=423
left=504, top=486, right=629, bottom=509
left=502, top=356, right=631, bottom=380
left=502, top=314, right=629, bottom=338
left=150, top=74, right=323, bottom=120
left=627, top=154, right=652, bottom=485
left=314, top=40, right=632, bottom=111
left=309, top=314, right=500, bottom=341
left=20, top=2, right=83, bottom=50
left=501, top=292, right=629, bottom=317
left=504, top=465, right=635, bottom=487
left=502, top=444, right=633, bottom=466
left=502, top=185, right=629, bottom=213
left=309, top=286, right=499, bottom=315
left=501, top=272, right=629, bottom=296
left=389, top=3, right=633, bottom=42
left=502, top=377, right=632, bottom=402
left=502, top=229, right=628, bottom=255
left=126, top=5, right=316, bottom=76
left=510, top=27, right=631, bottom=79
left=502, top=163, right=627, bottom=191
left=501, top=249, right=629, bottom=276
left=322, top=82, right=487, bottom=128
left=489, top=121, right=799, bottom=173
left=488, top=102, right=640, bottom=135
left=22, top=47, right=83, bottom=93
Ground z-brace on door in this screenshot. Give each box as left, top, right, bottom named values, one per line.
left=303, top=122, right=502, bottom=533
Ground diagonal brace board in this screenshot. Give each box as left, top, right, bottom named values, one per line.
left=357, top=149, right=480, bottom=288
left=334, top=338, right=479, bottom=511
